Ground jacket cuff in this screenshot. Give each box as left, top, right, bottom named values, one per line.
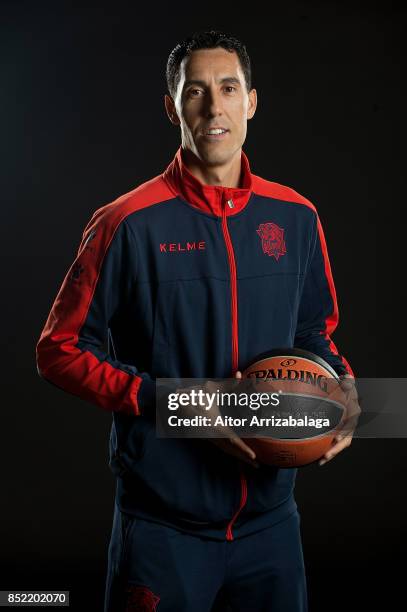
left=136, top=377, right=156, bottom=417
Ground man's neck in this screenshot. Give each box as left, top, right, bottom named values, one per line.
left=181, top=147, right=242, bottom=188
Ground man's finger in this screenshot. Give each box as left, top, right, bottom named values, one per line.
left=319, top=434, right=354, bottom=465
left=228, top=434, right=257, bottom=461
left=212, top=438, right=259, bottom=468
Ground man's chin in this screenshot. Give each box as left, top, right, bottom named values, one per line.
left=197, top=146, right=235, bottom=167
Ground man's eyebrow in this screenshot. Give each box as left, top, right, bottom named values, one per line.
left=183, top=76, right=241, bottom=89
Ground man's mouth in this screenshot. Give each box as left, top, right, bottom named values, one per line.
left=202, top=128, right=230, bottom=139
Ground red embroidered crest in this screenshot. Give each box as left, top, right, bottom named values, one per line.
left=256, top=222, right=287, bottom=260
left=125, top=585, right=160, bottom=611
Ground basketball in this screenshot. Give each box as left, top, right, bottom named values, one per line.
left=240, top=348, right=347, bottom=468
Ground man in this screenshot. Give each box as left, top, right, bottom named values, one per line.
left=36, top=30, right=357, bottom=611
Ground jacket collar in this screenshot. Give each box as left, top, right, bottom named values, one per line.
left=162, top=145, right=253, bottom=217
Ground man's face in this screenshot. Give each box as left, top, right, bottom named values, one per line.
left=165, top=47, right=257, bottom=167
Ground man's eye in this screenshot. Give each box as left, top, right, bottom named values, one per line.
left=225, top=86, right=236, bottom=93
left=189, top=89, right=202, bottom=96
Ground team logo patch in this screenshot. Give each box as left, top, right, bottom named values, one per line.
left=125, top=585, right=160, bottom=611
left=256, top=222, right=287, bottom=260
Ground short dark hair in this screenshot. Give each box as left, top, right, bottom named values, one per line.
left=166, top=30, right=252, bottom=99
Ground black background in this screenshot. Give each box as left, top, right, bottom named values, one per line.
left=1, top=0, right=406, bottom=610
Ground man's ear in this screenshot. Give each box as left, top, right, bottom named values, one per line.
left=164, top=94, right=180, bottom=125
left=247, top=89, right=257, bottom=120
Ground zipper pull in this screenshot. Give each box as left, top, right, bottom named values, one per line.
left=224, top=189, right=234, bottom=209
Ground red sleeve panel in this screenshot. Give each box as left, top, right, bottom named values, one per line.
left=36, top=177, right=173, bottom=416
left=294, top=211, right=355, bottom=377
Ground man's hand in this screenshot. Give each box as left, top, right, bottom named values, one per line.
left=176, top=371, right=259, bottom=469
left=319, top=374, right=361, bottom=466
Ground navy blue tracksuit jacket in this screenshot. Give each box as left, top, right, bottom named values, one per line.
left=36, top=145, right=353, bottom=541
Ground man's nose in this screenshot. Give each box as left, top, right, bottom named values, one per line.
left=204, top=88, right=223, bottom=117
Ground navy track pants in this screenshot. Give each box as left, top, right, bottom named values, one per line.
left=104, top=503, right=308, bottom=612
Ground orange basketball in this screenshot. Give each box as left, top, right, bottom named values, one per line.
left=240, top=348, right=347, bottom=468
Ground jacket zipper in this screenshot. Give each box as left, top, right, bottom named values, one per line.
left=221, top=192, right=239, bottom=373
left=226, top=471, right=248, bottom=541
left=220, top=190, right=248, bottom=541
